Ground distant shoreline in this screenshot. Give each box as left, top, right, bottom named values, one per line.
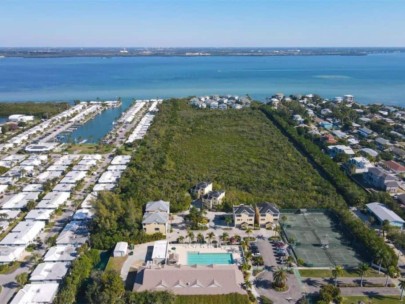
left=1, top=47, right=404, bottom=58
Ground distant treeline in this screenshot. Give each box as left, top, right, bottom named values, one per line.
left=0, top=102, right=70, bottom=119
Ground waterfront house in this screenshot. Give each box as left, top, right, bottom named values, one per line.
left=233, top=204, right=255, bottom=229
left=201, top=191, right=225, bottom=209
left=255, top=202, right=280, bottom=228
left=190, top=181, right=213, bottom=199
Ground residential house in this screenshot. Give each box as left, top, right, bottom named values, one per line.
left=348, top=157, right=374, bottom=174
left=142, top=213, right=169, bottom=235
left=322, top=133, right=337, bottom=145
left=360, top=148, right=379, bottom=159
left=364, top=167, right=400, bottom=193
left=358, top=127, right=374, bottom=138
left=10, top=283, right=60, bottom=304
left=366, top=202, right=405, bottom=228
left=190, top=182, right=213, bottom=199
left=375, top=137, right=392, bottom=150
left=327, top=145, right=355, bottom=158
left=255, top=202, right=280, bottom=228
left=142, top=200, right=170, bottom=235
left=201, top=191, right=225, bottom=209
left=383, top=160, right=405, bottom=174
left=233, top=205, right=255, bottom=229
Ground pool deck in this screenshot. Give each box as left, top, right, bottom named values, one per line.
left=169, top=244, right=242, bottom=265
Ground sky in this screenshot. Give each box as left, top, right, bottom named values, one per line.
left=1, top=0, right=405, bottom=47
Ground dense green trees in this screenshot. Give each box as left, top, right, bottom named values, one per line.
left=260, top=106, right=368, bottom=207
left=90, top=191, right=164, bottom=249
left=54, top=247, right=100, bottom=304
left=85, top=270, right=125, bottom=304
left=0, top=102, right=70, bottom=118
left=118, top=99, right=345, bottom=212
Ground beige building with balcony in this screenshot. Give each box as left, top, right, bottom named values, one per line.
left=255, top=202, right=280, bottom=228
left=233, top=205, right=255, bottom=229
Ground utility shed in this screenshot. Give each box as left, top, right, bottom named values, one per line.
left=113, top=241, right=128, bottom=257
left=366, top=202, right=405, bottom=228
left=152, top=240, right=168, bottom=264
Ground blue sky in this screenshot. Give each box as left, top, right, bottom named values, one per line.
left=1, top=0, right=404, bottom=47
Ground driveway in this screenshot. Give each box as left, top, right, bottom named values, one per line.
left=254, top=239, right=304, bottom=303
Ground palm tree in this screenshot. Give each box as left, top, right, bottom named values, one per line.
left=274, top=225, right=281, bottom=238
left=382, top=220, right=391, bottom=238
left=385, top=265, right=396, bottom=287
left=225, top=216, right=232, bottom=227
left=376, top=250, right=388, bottom=274
left=187, top=231, right=195, bottom=245
left=244, top=280, right=252, bottom=289
left=246, top=228, right=253, bottom=239
left=399, top=279, right=405, bottom=300
left=206, top=232, right=215, bottom=246
left=358, top=263, right=369, bottom=287
left=332, top=265, right=343, bottom=287
left=221, top=232, right=229, bottom=245
left=178, top=236, right=185, bottom=244
left=273, top=267, right=288, bottom=288
left=196, top=233, right=204, bottom=244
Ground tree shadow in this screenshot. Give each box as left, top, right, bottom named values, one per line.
left=255, top=278, right=272, bottom=289
left=302, top=278, right=321, bottom=287
left=124, top=269, right=137, bottom=290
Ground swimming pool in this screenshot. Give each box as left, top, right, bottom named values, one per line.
left=187, top=252, right=234, bottom=265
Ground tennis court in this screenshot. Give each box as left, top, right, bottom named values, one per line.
left=282, top=212, right=362, bottom=267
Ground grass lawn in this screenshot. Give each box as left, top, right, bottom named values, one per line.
left=300, top=268, right=384, bottom=278
left=0, top=261, right=22, bottom=274
left=342, top=295, right=403, bottom=304
left=65, top=143, right=114, bottom=154
left=175, top=293, right=250, bottom=304
left=105, top=256, right=127, bottom=273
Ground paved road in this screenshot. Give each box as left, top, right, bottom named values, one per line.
left=254, top=239, right=304, bottom=304
left=301, top=276, right=400, bottom=297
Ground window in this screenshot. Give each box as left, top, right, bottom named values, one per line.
left=155, top=228, right=160, bottom=231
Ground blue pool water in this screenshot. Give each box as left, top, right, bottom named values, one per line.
left=187, top=252, right=234, bottom=265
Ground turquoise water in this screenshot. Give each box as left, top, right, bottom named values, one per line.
left=59, top=102, right=130, bottom=143
left=187, top=252, right=234, bottom=265
left=0, top=54, right=405, bottom=105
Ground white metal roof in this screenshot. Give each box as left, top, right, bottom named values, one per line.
left=44, top=245, right=77, bottom=262
left=152, top=240, right=168, bottom=260
left=10, top=283, right=59, bottom=304
left=25, top=209, right=53, bottom=221
left=30, top=262, right=69, bottom=282
left=0, top=221, right=45, bottom=246
left=0, top=246, right=25, bottom=263
left=367, top=202, right=405, bottom=224
left=114, top=241, right=128, bottom=253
